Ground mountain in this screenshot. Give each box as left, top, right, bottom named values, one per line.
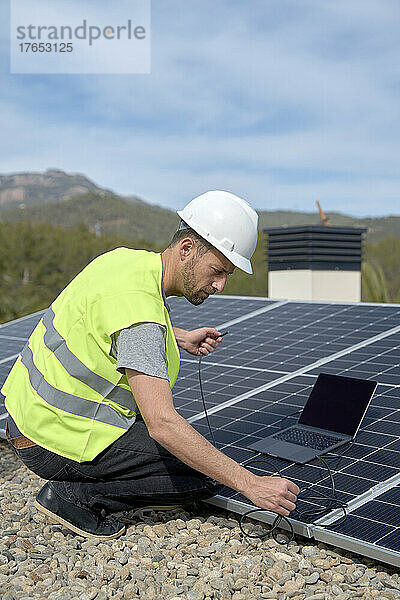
left=0, top=191, right=179, bottom=244
left=0, top=169, right=399, bottom=244
left=0, top=168, right=146, bottom=207
left=0, top=168, right=113, bottom=206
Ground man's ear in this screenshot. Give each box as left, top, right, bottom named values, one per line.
left=179, top=238, right=195, bottom=260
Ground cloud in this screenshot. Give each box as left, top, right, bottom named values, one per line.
left=0, top=0, right=400, bottom=216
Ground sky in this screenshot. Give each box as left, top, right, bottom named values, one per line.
left=1, top=0, right=400, bottom=216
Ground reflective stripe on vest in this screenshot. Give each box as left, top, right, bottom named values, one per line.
left=20, top=345, right=135, bottom=430
left=42, top=307, right=135, bottom=412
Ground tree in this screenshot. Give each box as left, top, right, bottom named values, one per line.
left=361, top=262, right=390, bottom=303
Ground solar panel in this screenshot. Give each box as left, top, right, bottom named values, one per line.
left=169, top=298, right=400, bottom=566
left=314, top=485, right=400, bottom=565
left=0, top=336, right=27, bottom=361
left=307, top=332, right=400, bottom=383
left=0, top=310, right=45, bottom=338
left=173, top=362, right=280, bottom=420
left=0, top=297, right=399, bottom=566
left=168, top=295, right=277, bottom=331
left=173, top=302, right=400, bottom=374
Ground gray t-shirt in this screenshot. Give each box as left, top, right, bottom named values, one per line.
left=111, top=322, right=169, bottom=381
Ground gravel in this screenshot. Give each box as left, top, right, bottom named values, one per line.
left=1, top=439, right=399, bottom=600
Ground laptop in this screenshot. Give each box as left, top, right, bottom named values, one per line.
left=248, top=373, right=377, bottom=464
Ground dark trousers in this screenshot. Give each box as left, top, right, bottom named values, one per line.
left=8, top=418, right=222, bottom=515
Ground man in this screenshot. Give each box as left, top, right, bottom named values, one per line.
left=3, top=190, right=299, bottom=540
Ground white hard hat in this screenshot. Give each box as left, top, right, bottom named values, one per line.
left=177, top=190, right=258, bottom=274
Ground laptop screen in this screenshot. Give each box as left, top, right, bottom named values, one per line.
left=298, top=373, right=377, bottom=436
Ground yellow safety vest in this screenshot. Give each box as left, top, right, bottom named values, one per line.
left=2, top=248, right=180, bottom=462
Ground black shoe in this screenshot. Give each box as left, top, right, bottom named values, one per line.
left=34, top=482, right=125, bottom=540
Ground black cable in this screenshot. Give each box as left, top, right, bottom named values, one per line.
left=238, top=456, right=295, bottom=544
left=238, top=448, right=350, bottom=542
left=239, top=509, right=293, bottom=544
left=303, top=442, right=354, bottom=527
left=198, top=354, right=218, bottom=448
left=324, top=440, right=354, bottom=472
left=241, top=457, right=282, bottom=475
left=289, top=452, right=349, bottom=523
left=243, top=437, right=353, bottom=531
left=197, top=330, right=231, bottom=448
left=317, top=455, right=336, bottom=504
left=197, top=340, right=351, bottom=545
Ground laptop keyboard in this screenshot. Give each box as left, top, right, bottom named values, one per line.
left=274, top=428, right=342, bottom=451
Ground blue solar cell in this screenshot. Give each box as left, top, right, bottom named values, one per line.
left=366, top=449, right=400, bottom=468
left=0, top=312, right=44, bottom=338
left=341, top=461, right=398, bottom=482
left=364, top=419, right=400, bottom=435
left=378, top=486, right=400, bottom=504
left=386, top=438, right=400, bottom=452
left=327, top=515, right=393, bottom=543
left=169, top=296, right=275, bottom=330
left=0, top=337, right=26, bottom=360
left=379, top=530, right=400, bottom=551
left=355, top=501, right=400, bottom=527
left=329, top=443, right=376, bottom=460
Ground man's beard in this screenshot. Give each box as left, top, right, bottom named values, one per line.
left=182, top=257, right=209, bottom=306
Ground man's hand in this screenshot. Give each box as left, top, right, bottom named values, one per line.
left=126, top=370, right=300, bottom=517
left=241, top=473, right=300, bottom=517
left=173, top=327, right=222, bottom=356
